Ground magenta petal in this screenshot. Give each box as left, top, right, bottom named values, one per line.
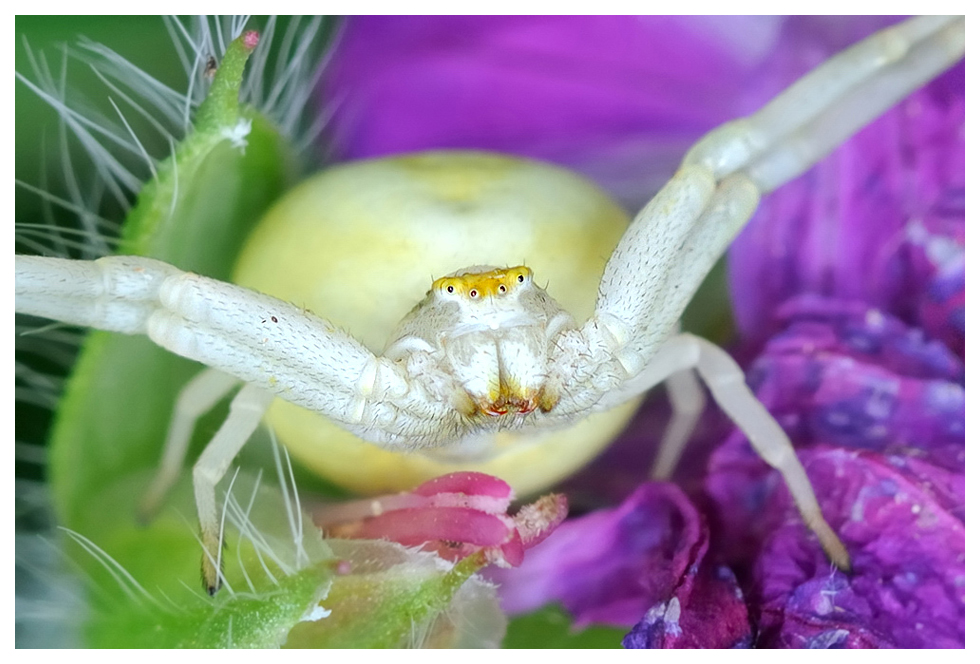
left=490, top=531, right=526, bottom=568
left=411, top=471, right=514, bottom=514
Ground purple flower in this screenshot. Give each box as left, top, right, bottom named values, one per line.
left=322, top=16, right=965, bottom=648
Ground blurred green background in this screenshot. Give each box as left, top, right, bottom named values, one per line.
left=16, top=17, right=184, bottom=223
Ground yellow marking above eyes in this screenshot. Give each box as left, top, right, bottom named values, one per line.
left=433, top=267, right=532, bottom=299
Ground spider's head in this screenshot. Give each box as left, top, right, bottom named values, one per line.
left=388, top=265, right=569, bottom=418
left=424, top=265, right=566, bottom=416
left=428, top=264, right=570, bottom=340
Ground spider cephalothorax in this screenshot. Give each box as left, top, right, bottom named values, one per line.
left=387, top=266, right=568, bottom=418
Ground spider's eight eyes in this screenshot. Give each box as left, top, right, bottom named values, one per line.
left=433, top=266, right=532, bottom=300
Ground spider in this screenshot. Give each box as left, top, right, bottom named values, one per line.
left=15, top=16, right=965, bottom=595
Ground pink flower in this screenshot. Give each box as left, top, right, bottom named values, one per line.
left=313, top=471, right=568, bottom=568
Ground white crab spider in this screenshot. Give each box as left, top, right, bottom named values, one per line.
left=15, top=16, right=965, bottom=594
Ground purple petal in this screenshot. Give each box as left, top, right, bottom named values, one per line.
left=750, top=298, right=964, bottom=470
left=324, top=16, right=785, bottom=208
left=729, top=61, right=965, bottom=358
left=707, top=448, right=964, bottom=648
left=704, top=299, right=964, bottom=648
left=706, top=297, right=963, bottom=555
left=323, top=18, right=915, bottom=213
left=755, top=450, right=964, bottom=648
left=494, top=483, right=752, bottom=648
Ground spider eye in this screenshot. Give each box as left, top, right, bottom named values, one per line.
left=517, top=274, right=525, bottom=283
left=446, top=285, right=454, bottom=294
left=498, top=284, right=507, bottom=294
left=469, top=289, right=479, bottom=298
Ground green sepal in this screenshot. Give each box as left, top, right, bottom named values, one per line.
left=49, top=32, right=296, bottom=530
left=42, top=30, right=316, bottom=647
left=78, top=471, right=335, bottom=649
left=285, top=545, right=505, bottom=648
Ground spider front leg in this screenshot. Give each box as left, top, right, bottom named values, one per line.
left=16, top=253, right=459, bottom=593
left=553, top=15, right=963, bottom=570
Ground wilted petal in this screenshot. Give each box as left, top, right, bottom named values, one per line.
left=704, top=297, right=964, bottom=648
left=707, top=448, right=964, bottom=648
left=750, top=297, right=965, bottom=471
left=707, top=296, right=963, bottom=551
left=748, top=297, right=964, bottom=469
left=495, top=483, right=752, bottom=647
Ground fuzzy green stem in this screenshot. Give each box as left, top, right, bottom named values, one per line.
left=195, top=29, right=259, bottom=131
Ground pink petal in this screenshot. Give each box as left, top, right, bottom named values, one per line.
left=343, top=506, right=513, bottom=549
left=414, top=471, right=515, bottom=499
